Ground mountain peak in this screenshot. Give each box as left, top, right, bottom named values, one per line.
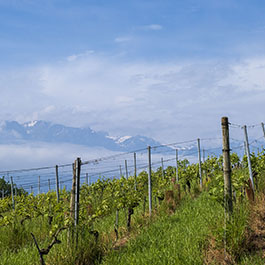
left=23, top=120, right=38, bottom=127
left=116, top=136, right=132, bottom=143
left=0, top=120, right=167, bottom=152
left=23, top=120, right=52, bottom=128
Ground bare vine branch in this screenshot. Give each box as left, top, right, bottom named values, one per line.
left=31, top=227, right=66, bottom=265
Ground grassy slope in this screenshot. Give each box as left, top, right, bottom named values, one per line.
left=100, top=193, right=265, bottom=265
left=100, top=193, right=224, bottom=265
left=1, top=192, right=264, bottom=265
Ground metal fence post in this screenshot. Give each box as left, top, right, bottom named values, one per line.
left=148, top=146, right=152, bottom=217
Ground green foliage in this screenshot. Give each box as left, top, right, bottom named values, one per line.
left=1, top=149, right=265, bottom=264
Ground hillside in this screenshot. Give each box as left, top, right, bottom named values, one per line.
left=0, top=150, right=265, bottom=265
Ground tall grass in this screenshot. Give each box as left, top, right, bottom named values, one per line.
left=100, top=193, right=224, bottom=265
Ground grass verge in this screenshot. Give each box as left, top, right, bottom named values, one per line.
left=100, top=193, right=224, bottom=265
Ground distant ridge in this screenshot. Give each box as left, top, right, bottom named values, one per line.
left=0, top=120, right=168, bottom=152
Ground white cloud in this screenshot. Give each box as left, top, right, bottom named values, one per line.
left=114, top=36, right=132, bottom=43
left=0, top=142, right=116, bottom=170
left=0, top=53, right=265, bottom=143
left=219, top=58, right=265, bottom=92
left=66, top=50, right=95, bottom=62
left=141, top=24, right=163, bottom=30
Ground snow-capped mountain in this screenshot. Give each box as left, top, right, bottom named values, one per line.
left=0, top=120, right=170, bottom=152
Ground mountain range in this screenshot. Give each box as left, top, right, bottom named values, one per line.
left=0, top=120, right=167, bottom=152
left=1, top=120, right=259, bottom=157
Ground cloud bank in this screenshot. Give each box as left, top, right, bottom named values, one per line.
left=0, top=52, right=265, bottom=143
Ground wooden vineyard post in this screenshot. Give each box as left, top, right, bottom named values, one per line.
left=31, top=186, right=33, bottom=194
left=262, top=122, right=265, bottom=140
left=38, top=176, right=41, bottom=194
left=161, top=157, right=165, bottom=178
left=202, top=149, right=206, bottom=182
left=222, top=117, right=233, bottom=257
left=71, top=162, right=77, bottom=208
left=119, top=165, right=122, bottom=178
left=85, top=173, right=88, bottom=184
left=148, top=146, right=152, bottom=217
left=75, top=157, right=81, bottom=247
left=55, top=165, right=60, bottom=202
left=2, top=189, right=4, bottom=199
left=221, top=117, right=233, bottom=215
left=125, top=160, right=128, bottom=179
left=134, top=152, right=137, bottom=190
left=10, top=176, right=15, bottom=209
left=197, top=138, right=202, bottom=189
left=243, top=125, right=255, bottom=198
left=176, top=149, right=179, bottom=183
left=69, top=162, right=76, bottom=244
left=48, top=179, right=51, bottom=192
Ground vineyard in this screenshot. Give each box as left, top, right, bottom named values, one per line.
left=0, top=118, right=265, bottom=264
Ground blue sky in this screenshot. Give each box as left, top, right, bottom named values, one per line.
left=2, top=0, right=265, bottom=64
left=1, top=0, right=265, bottom=144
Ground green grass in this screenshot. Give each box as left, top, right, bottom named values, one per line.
left=0, top=216, right=50, bottom=265
left=0, top=197, right=151, bottom=265
left=238, top=254, right=265, bottom=265
left=0, top=247, right=39, bottom=265
left=100, top=193, right=224, bottom=265
left=0, top=223, right=104, bottom=265
left=0, top=191, right=258, bottom=265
